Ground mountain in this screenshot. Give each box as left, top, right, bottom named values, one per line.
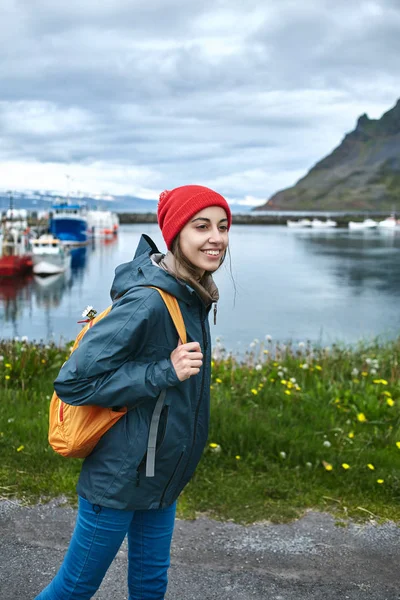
left=254, top=99, right=400, bottom=212
left=0, top=191, right=251, bottom=214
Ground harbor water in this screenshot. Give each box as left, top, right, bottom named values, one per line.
left=1, top=224, right=400, bottom=351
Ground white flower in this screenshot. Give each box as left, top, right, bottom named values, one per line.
left=351, top=368, right=359, bottom=377
left=253, top=338, right=260, bottom=344
left=45, top=345, right=50, bottom=350
left=365, top=358, right=372, bottom=365
left=301, top=363, right=309, bottom=370
left=7, top=418, right=15, bottom=423
left=279, top=451, right=287, bottom=459
left=290, top=377, right=297, bottom=383
left=370, top=368, right=377, bottom=375
left=265, top=334, right=272, bottom=342
left=14, top=336, right=19, bottom=342
left=255, top=364, right=262, bottom=371
left=21, top=336, right=28, bottom=342
left=278, top=371, right=284, bottom=378
left=306, top=462, right=312, bottom=468
left=298, top=342, right=305, bottom=348
left=82, top=305, right=94, bottom=318
left=0, top=356, right=4, bottom=362
left=249, top=342, right=256, bottom=348
left=323, top=440, right=331, bottom=448
left=282, top=367, right=288, bottom=373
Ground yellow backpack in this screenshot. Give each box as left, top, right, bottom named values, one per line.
left=48, top=287, right=186, bottom=458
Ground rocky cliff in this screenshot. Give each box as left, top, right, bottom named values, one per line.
left=255, top=99, right=400, bottom=211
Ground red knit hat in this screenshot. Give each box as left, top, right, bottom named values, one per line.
left=157, top=185, right=232, bottom=250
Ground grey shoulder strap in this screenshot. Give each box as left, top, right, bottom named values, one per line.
left=145, top=389, right=167, bottom=477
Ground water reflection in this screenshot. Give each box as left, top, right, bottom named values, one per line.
left=296, top=229, right=400, bottom=296
left=0, top=275, right=33, bottom=336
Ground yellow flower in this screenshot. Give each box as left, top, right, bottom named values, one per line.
left=215, top=378, right=222, bottom=384
left=367, top=464, right=375, bottom=470
left=280, top=379, right=287, bottom=385
left=235, top=455, right=241, bottom=460
left=284, top=390, right=291, bottom=396
left=16, top=445, right=24, bottom=452
left=382, top=391, right=392, bottom=397
left=373, top=379, right=388, bottom=385
left=263, top=350, right=269, bottom=355
left=377, top=479, right=384, bottom=484
left=209, top=443, right=219, bottom=448
left=41, top=359, right=46, bottom=364
left=295, top=385, right=301, bottom=391
left=323, top=461, right=333, bottom=471
left=357, top=413, right=367, bottom=423
left=396, top=442, right=400, bottom=450
left=353, top=378, right=360, bottom=384
left=251, top=389, right=258, bottom=395
left=273, top=362, right=279, bottom=366
left=341, top=463, right=350, bottom=470
left=315, top=365, right=322, bottom=371
left=269, top=378, right=275, bottom=382
left=210, top=385, right=214, bottom=390
left=387, top=398, right=395, bottom=407
left=211, top=360, right=215, bottom=368
left=334, top=398, right=340, bottom=404
left=5, top=375, right=10, bottom=380
left=5, top=363, right=12, bottom=368
left=287, top=381, right=293, bottom=389
left=348, top=431, right=355, bottom=439
left=361, top=371, right=368, bottom=377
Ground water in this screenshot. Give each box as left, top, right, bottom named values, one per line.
left=1, top=224, right=400, bottom=351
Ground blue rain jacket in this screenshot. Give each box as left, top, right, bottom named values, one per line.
left=54, top=234, right=212, bottom=510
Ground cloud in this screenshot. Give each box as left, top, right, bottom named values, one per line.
left=0, top=0, right=398, bottom=204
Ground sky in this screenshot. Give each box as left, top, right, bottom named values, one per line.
left=0, top=0, right=399, bottom=206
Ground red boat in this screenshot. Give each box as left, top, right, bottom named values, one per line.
left=0, top=217, right=33, bottom=277
left=0, top=254, right=33, bottom=277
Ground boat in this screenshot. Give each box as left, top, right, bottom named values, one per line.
left=87, top=210, right=119, bottom=238
left=311, top=219, right=337, bottom=228
left=31, top=234, right=72, bottom=276
left=348, top=218, right=378, bottom=230
left=378, top=216, right=398, bottom=229
left=49, top=200, right=88, bottom=245
left=286, top=219, right=312, bottom=228
left=0, top=227, right=33, bottom=276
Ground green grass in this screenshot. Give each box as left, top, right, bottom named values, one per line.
left=1, top=337, right=400, bottom=523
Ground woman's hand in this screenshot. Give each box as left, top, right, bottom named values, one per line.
left=170, top=340, right=203, bottom=381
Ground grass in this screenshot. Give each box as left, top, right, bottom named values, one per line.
left=1, top=336, right=400, bottom=524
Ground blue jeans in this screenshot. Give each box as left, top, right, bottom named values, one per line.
left=35, top=496, right=176, bottom=600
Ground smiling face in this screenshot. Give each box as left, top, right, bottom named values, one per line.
left=176, top=206, right=229, bottom=278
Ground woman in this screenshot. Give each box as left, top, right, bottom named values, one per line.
left=35, top=184, right=231, bottom=600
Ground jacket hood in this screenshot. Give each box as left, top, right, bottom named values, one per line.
left=109, top=234, right=194, bottom=304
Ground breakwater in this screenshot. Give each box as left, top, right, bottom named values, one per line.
left=116, top=212, right=392, bottom=226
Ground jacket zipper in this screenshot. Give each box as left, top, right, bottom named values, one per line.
left=167, top=304, right=208, bottom=498
left=159, top=449, right=185, bottom=506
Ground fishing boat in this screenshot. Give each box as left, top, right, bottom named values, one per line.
left=31, top=235, right=72, bottom=276
left=0, top=227, right=33, bottom=276
left=49, top=200, right=88, bottom=245
left=286, top=219, right=312, bottom=228
left=87, top=210, right=119, bottom=238
left=348, top=218, right=378, bottom=230
left=311, top=218, right=337, bottom=228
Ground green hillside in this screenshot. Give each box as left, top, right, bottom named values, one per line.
left=255, top=99, right=400, bottom=212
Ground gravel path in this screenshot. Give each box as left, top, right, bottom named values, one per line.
left=1, top=498, right=399, bottom=599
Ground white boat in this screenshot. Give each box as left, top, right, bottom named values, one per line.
left=348, top=219, right=378, bottom=230
left=87, top=210, right=119, bottom=238
left=311, top=219, right=337, bottom=228
left=286, top=219, right=312, bottom=228
left=31, top=235, right=71, bottom=276
left=378, top=216, right=398, bottom=229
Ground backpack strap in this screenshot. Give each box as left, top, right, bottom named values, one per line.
left=145, top=287, right=186, bottom=477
